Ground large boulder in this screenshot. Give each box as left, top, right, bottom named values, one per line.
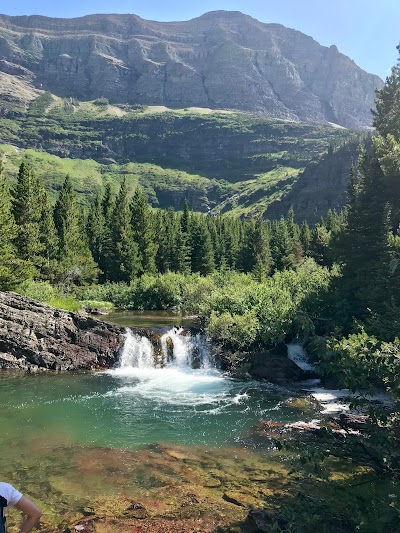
left=249, top=345, right=309, bottom=384
left=0, top=291, right=125, bottom=370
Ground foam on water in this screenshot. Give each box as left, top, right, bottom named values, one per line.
left=308, top=388, right=393, bottom=414
left=107, top=328, right=238, bottom=407
left=109, top=367, right=233, bottom=406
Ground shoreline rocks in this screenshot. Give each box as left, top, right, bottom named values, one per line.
left=0, top=291, right=125, bottom=371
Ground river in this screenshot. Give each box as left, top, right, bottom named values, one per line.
left=0, top=311, right=324, bottom=531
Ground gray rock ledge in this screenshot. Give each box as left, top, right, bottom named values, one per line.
left=0, top=291, right=125, bottom=371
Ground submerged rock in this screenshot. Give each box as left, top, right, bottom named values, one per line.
left=0, top=291, right=125, bottom=370
left=246, top=509, right=289, bottom=532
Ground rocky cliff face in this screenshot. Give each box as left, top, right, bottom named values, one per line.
left=0, top=292, right=125, bottom=370
left=265, top=138, right=369, bottom=223
left=0, top=10, right=382, bottom=129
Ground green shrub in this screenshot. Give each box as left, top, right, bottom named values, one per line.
left=181, top=275, right=216, bottom=316
left=17, top=280, right=56, bottom=302
left=74, top=283, right=130, bottom=307
left=207, top=311, right=259, bottom=351
left=321, top=330, right=400, bottom=395
left=93, top=97, right=109, bottom=107
left=123, top=273, right=186, bottom=310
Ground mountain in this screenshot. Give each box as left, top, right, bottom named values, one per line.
left=0, top=102, right=352, bottom=213
left=265, top=138, right=369, bottom=223
left=0, top=10, right=382, bottom=129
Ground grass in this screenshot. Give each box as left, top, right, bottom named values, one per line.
left=79, top=300, right=114, bottom=310
left=48, top=296, right=82, bottom=313
left=213, top=166, right=302, bottom=216
left=0, top=90, right=355, bottom=215
left=0, top=144, right=219, bottom=209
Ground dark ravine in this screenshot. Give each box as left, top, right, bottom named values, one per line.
left=0, top=10, right=382, bottom=128
left=0, top=291, right=125, bottom=370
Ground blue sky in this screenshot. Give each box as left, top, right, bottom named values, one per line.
left=0, top=0, right=397, bottom=79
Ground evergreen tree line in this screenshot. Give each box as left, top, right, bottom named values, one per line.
left=0, top=163, right=344, bottom=289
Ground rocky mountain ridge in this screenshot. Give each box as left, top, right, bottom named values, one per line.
left=0, top=10, right=382, bottom=129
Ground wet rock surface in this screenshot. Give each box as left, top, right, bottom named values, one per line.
left=2, top=438, right=293, bottom=532
left=248, top=345, right=310, bottom=384
left=0, top=291, right=125, bottom=370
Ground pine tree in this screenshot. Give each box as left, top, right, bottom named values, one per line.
left=338, top=155, right=391, bottom=316
left=309, top=223, right=331, bottom=266
left=155, top=210, right=172, bottom=273
left=300, top=221, right=311, bottom=256
left=12, top=162, right=44, bottom=264
left=189, top=215, right=215, bottom=275
left=181, top=199, right=190, bottom=234
left=372, top=45, right=400, bottom=138
left=54, top=175, right=98, bottom=284
left=238, top=218, right=271, bottom=275
left=87, top=193, right=105, bottom=266
left=222, top=217, right=240, bottom=270
left=101, top=183, right=114, bottom=221
left=270, top=218, right=295, bottom=271
left=174, top=199, right=191, bottom=273
left=0, top=163, right=33, bottom=289
left=130, top=187, right=158, bottom=275
left=286, top=207, right=303, bottom=263
left=109, top=178, right=139, bottom=282
left=38, top=188, right=59, bottom=279
left=97, top=185, right=115, bottom=281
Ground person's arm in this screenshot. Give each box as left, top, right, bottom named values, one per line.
left=14, top=496, right=42, bottom=533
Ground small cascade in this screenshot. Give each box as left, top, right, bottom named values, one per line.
left=287, top=343, right=314, bottom=372
left=160, top=328, right=212, bottom=369
left=119, top=330, right=154, bottom=369
left=118, top=328, right=213, bottom=370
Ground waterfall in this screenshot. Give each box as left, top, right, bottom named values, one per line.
left=287, top=343, right=314, bottom=372
left=118, top=328, right=213, bottom=370
left=160, top=328, right=212, bottom=369
left=119, top=330, right=154, bottom=369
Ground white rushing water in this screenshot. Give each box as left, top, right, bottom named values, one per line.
left=287, top=343, right=315, bottom=372
left=117, top=328, right=213, bottom=371
left=118, top=330, right=154, bottom=369
left=160, top=328, right=213, bottom=369
left=108, top=328, right=236, bottom=408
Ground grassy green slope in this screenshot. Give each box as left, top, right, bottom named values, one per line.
left=0, top=144, right=226, bottom=210
left=0, top=92, right=354, bottom=214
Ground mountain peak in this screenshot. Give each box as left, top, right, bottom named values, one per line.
left=0, top=11, right=382, bottom=128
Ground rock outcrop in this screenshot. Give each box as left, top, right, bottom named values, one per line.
left=0, top=291, right=125, bottom=370
left=0, top=10, right=382, bottom=129
left=265, top=138, right=369, bottom=223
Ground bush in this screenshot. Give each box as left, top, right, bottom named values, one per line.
left=207, top=311, right=259, bottom=351
left=18, top=280, right=56, bottom=302
left=321, top=330, right=400, bottom=394
left=93, top=97, right=109, bottom=107
left=74, top=283, right=130, bottom=307
left=123, top=273, right=186, bottom=310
